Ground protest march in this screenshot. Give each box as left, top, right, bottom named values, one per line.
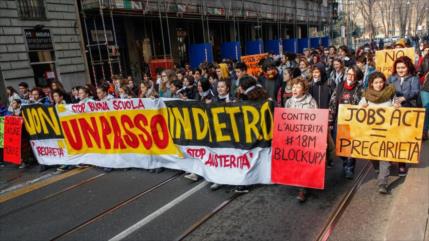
left=1, top=37, right=429, bottom=202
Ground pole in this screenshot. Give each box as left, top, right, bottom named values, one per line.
left=93, top=17, right=106, bottom=81
left=110, top=8, right=122, bottom=75
left=75, top=0, right=92, bottom=84
left=165, top=0, right=172, bottom=58
left=82, top=12, right=97, bottom=84
left=157, top=0, right=166, bottom=58
left=99, top=0, right=112, bottom=79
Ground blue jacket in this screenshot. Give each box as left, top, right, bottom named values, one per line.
left=388, top=74, right=420, bottom=107
left=362, top=65, right=376, bottom=89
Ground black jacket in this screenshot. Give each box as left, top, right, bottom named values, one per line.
left=310, top=79, right=336, bottom=109
left=309, top=66, right=336, bottom=109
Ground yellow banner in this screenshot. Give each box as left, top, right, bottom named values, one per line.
left=336, top=104, right=425, bottom=163
left=375, top=47, right=415, bottom=78
left=59, top=108, right=181, bottom=156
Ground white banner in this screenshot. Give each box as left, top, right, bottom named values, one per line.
left=22, top=99, right=274, bottom=185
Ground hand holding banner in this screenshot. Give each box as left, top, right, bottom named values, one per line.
left=336, top=104, right=425, bottom=163
left=271, top=108, right=329, bottom=189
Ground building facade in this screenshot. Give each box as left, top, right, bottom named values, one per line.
left=0, top=0, right=89, bottom=103
left=80, top=0, right=333, bottom=84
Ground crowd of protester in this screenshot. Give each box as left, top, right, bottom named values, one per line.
left=1, top=35, right=429, bottom=202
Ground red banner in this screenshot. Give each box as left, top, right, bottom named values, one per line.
left=271, top=108, right=329, bottom=189
left=3, top=116, right=23, bottom=165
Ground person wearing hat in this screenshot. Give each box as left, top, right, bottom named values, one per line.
left=394, top=38, right=406, bottom=49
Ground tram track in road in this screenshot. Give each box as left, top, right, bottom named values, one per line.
left=175, top=192, right=242, bottom=241
left=0, top=171, right=106, bottom=219
left=316, top=161, right=372, bottom=241
left=50, top=172, right=182, bottom=241
left=0, top=172, right=24, bottom=191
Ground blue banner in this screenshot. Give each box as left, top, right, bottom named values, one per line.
left=310, top=37, right=321, bottom=48
left=245, top=40, right=264, bottom=55
left=283, top=39, right=297, bottom=53
left=220, top=41, right=241, bottom=61
left=297, top=38, right=309, bottom=53
left=189, top=43, right=214, bottom=69
left=264, top=40, right=282, bottom=55
left=321, top=37, right=330, bottom=47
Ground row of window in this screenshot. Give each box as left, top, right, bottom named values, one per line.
left=17, top=0, right=46, bottom=19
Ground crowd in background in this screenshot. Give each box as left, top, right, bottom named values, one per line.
left=1, top=35, right=429, bottom=202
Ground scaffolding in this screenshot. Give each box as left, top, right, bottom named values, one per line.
left=82, top=0, right=123, bottom=85
left=80, top=0, right=331, bottom=83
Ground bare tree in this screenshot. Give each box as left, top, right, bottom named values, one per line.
left=414, top=0, right=429, bottom=35
left=407, top=2, right=413, bottom=36
left=397, top=0, right=411, bottom=37
left=357, top=0, right=377, bottom=39
left=376, top=0, right=388, bottom=36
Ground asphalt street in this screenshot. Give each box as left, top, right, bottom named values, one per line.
left=0, top=146, right=415, bottom=241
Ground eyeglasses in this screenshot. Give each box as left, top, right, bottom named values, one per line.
left=347, top=73, right=355, bottom=77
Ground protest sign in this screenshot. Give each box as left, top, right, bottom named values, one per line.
left=21, top=104, right=63, bottom=140
left=375, top=47, right=415, bottom=78
left=0, top=117, right=4, bottom=148
left=336, top=104, right=425, bottom=163
left=271, top=108, right=329, bottom=189
left=240, top=53, right=268, bottom=77
left=23, top=99, right=274, bottom=185
left=3, top=116, right=23, bottom=165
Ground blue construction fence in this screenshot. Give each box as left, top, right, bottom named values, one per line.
left=189, top=37, right=330, bottom=68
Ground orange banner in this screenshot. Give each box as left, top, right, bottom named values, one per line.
left=240, top=53, right=268, bottom=77
left=336, top=104, right=424, bottom=163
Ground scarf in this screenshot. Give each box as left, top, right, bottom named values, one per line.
left=343, top=81, right=356, bottom=91
left=244, top=84, right=262, bottom=95
left=217, top=94, right=230, bottom=102
left=363, top=84, right=396, bottom=103
left=200, top=89, right=212, bottom=98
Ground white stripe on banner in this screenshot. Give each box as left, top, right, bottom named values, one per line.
left=109, top=181, right=208, bottom=241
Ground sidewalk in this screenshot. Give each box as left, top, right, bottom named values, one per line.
left=385, top=145, right=429, bottom=241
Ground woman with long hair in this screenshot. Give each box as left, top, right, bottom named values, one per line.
left=359, top=72, right=399, bottom=194
left=387, top=56, right=420, bottom=176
